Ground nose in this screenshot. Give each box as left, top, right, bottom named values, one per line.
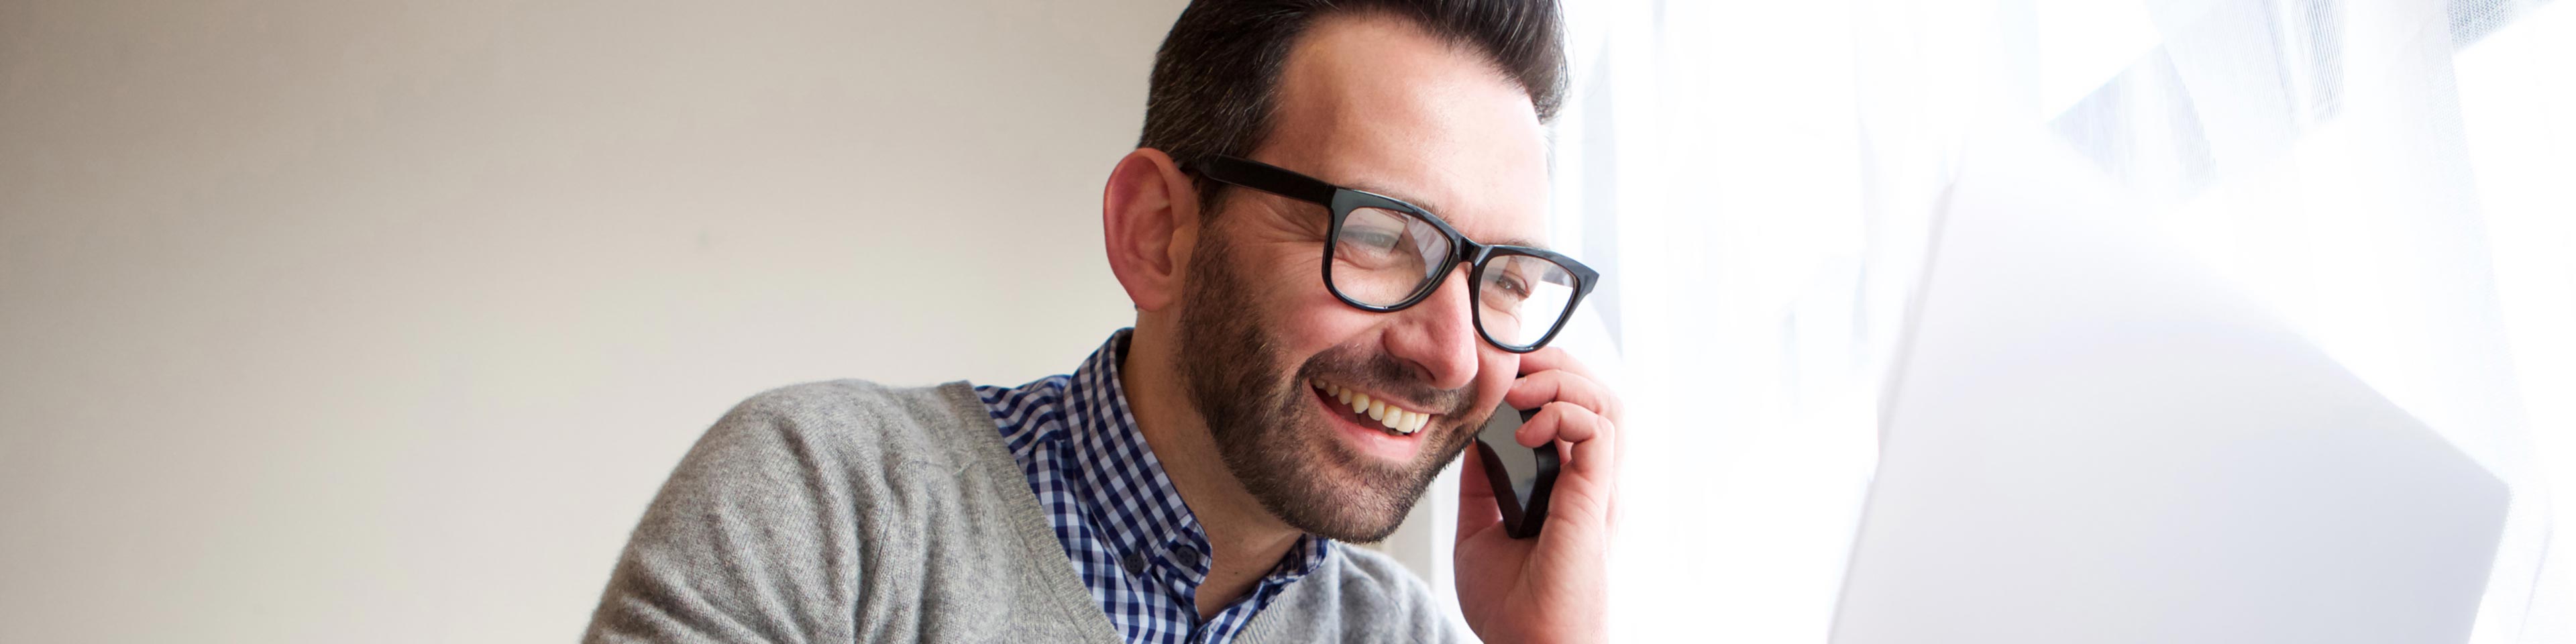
left=1381, top=266, right=1481, bottom=392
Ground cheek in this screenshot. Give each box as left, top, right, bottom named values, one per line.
left=1269, top=284, right=1382, bottom=360
left=1251, top=246, right=1380, bottom=358
left=1473, top=354, right=1518, bottom=410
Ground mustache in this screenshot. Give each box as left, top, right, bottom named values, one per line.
left=1293, top=343, right=1477, bottom=418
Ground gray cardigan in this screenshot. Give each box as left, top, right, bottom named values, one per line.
left=583, top=380, right=1459, bottom=643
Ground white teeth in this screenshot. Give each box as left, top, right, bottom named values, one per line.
left=1313, top=379, right=1436, bottom=435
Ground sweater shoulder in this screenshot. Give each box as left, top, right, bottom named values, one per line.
left=730, top=378, right=987, bottom=431
left=586, top=378, right=1114, bottom=643
left=722, top=379, right=994, bottom=456
left=688, top=379, right=1009, bottom=509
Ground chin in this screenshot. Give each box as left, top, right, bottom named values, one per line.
left=1250, top=413, right=1462, bottom=543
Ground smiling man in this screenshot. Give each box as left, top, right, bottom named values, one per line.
left=584, top=1, right=1622, bottom=643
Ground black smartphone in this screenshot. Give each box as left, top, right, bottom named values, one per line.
left=1471, top=402, right=1558, bottom=539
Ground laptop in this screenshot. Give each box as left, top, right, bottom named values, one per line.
left=1829, top=131, right=2509, bottom=644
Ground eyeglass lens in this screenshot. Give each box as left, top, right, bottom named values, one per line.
left=1329, top=206, right=1580, bottom=349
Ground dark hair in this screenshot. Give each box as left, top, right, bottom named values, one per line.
left=1140, top=0, right=1566, bottom=219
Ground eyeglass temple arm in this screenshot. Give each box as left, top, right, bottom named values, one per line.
left=1201, top=157, right=1340, bottom=207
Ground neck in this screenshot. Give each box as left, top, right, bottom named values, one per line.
left=1120, top=325, right=1306, bottom=619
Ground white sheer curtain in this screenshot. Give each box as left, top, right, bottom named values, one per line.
left=1546, top=0, right=2575, bottom=641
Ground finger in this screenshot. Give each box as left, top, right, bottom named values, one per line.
left=1551, top=404, right=1617, bottom=488
left=1511, top=347, right=1628, bottom=511
left=1502, top=368, right=1620, bottom=423
left=1525, top=402, right=1607, bottom=484
left=1527, top=403, right=1621, bottom=533
left=1454, top=441, right=1503, bottom=542
left=1513, top=400, right=1611, bottom=448
left=1513, top=345, right=1598, bottom=381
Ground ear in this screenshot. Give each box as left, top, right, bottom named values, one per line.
left=1102, top=148, right=1201, bottom=312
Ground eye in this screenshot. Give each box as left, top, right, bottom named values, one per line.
left=1344, top=229, right=1401, bottom=249
left=1484, top=270, right=1533, bottom=304
left=1334, top=217, right=1417, bottom=268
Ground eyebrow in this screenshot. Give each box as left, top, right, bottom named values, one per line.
left=1339, top=181, right=1552, bottom=251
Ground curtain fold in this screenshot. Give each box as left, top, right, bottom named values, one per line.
left=1552, top=0, right=2574, bottom=641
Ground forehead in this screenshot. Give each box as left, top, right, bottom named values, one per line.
left=1258, top=13, right=1551, bottom=246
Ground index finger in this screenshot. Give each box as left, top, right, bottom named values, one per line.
left=1513, top=345, right=1597, bottom=380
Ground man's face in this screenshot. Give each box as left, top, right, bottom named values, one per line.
left=1174, top=15, right=1552, bottom=543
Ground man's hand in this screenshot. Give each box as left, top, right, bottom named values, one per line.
left=1453, top=347, right=1624, bottom=643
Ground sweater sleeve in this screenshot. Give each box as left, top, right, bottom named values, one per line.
left=582, top=388, right=867, bottom=644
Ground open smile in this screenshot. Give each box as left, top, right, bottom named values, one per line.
left=1309, top=378, right=1438, bottom=435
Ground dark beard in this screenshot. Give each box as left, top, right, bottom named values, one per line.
left=1173, top=229, right=1482, bottom=543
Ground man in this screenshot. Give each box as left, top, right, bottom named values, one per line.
left=583, top=1, right=1623, bottom=642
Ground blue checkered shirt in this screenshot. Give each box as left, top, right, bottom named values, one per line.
left=977, top=329, right=1334, bottom=644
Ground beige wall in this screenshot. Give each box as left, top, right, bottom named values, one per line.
left=0, top=0, right=1195, bottom=641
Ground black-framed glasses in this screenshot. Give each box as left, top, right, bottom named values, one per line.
left=1191, top=154, right=1599, bottom=353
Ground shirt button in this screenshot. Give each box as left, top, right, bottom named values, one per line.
left=1172, top=544, right=1201, bottom=566
left=1121, top=551, right=1147, bottom=576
